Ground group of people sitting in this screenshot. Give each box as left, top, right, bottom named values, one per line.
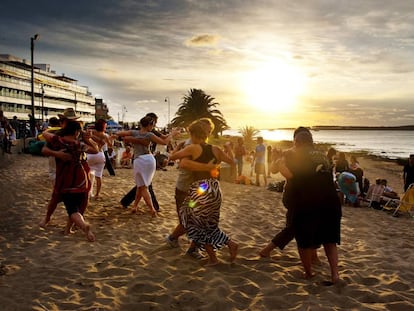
left=365, top=178, right=400, bottom=210
left=327, top=148, right=366, bottom=207
left=327, top=147, right=403, bottom=211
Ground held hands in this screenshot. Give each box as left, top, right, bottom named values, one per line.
left=56, top=149, right=72, bottom=162
left=170, top=127, right=181, bottom=137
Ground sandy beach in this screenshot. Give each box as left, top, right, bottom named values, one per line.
left=0, top=149, right=414, bottom=311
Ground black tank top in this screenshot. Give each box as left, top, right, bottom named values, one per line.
left=193, top=144, right=217, bottom=180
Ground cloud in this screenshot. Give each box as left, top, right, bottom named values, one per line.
left=1, top=0, right=414, bottom=128
left=184, top=34, right=221, bottom=47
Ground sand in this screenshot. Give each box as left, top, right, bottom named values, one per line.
left=0, top=149, right=414, bottom=311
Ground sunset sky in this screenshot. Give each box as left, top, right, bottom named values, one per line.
left=1, top=0, right=413, bottom=128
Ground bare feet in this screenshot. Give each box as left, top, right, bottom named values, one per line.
left=205, top=260, right=219, bottom=267
left=63, top=227, right=75, bottom=235
left=149, top=208, right=158, bottom=218
left=39, top=217, right=50, bottom=228
left=258, top=242, right=275, bottom=258
left=331, top=273, right=340, bottom=285
left=84, top=224, right=95, bottom=242
left=228, top=240, right=238, bottom=263
left=301, top=272, right=316, bottom=280
left=259, top=248, right=271, bottom=258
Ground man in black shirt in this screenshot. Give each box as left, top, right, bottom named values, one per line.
left=403, top=154, right=414, bottom=191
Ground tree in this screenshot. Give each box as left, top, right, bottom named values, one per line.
left=171, top=89, right=229, bottom=137
left=239, top=125, right=260, bottom=150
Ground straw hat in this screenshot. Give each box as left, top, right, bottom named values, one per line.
left=58, top=108, right=80, bottom=120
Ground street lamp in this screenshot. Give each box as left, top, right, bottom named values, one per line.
left=122, top=105, right=127, bottom=124
left=74, top=92, right=77, bottom=113
left=41, top=84, right=44, bottom=122
left=164, top=96, right=170, bottom=127
left=30, top=34, right=39, bottom=136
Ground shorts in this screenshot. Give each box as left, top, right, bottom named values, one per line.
left=62, top=192, right=88, bottom=216
left=255, top=163, right=266, bottom=175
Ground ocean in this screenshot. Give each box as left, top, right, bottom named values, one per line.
left=222, top=129, right=414, bottom=160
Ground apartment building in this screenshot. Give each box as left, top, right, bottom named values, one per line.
left=0, top=54, right=95, bottom=122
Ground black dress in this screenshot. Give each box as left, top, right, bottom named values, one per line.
left=286, top=147, right=342, bottom=249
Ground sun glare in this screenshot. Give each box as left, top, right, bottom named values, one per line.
left=242, top=59, right=306, bottom=113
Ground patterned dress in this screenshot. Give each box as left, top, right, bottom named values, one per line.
left=179, top=144, right=230, bottom=250
left=179, top=179, right=230, bottom=250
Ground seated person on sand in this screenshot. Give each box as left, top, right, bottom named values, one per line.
left=365, top=178, right=385, bottom=210
left=380, top=179, right=400, bottom=200
left=121, top=145, right=133, bottom=168
left=336, top=171, right=360, bottom=207
left=349, top=155, right=364, bottom=197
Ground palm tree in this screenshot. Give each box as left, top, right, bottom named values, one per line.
left=239, top=125, right=260, bottom=150
left=171, top=89, right=229, bottom=137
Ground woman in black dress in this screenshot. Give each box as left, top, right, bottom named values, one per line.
left=280, top=128, right=341, bottom=284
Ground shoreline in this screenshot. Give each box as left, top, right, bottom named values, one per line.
left=223, top=135, right=410, bottom=165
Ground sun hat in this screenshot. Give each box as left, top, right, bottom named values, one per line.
left=58, top=108, right=80, bottom=120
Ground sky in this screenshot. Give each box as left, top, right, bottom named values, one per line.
left=1, top=0, right=414, bottom=129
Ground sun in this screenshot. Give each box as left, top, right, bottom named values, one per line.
left=241, top=59, right=306, bottom=113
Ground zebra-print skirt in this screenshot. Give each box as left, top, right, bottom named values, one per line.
left=179, top=178, right=229, bottom=250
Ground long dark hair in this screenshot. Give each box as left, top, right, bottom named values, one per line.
left=61, top=120, right=81, bottom=136
left=140, top=116, right=156, bottom=128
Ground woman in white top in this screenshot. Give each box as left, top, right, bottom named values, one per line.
left=117, top=116, right=179, bottom=216
left=88, top=119, right=113, bottom=199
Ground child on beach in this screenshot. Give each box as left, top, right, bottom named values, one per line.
left=42, top=120, right=98, bottom=241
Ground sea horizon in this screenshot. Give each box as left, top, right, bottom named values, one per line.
left=222, top=128, right=414, bottom=160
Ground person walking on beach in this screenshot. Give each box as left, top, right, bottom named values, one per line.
left=168, top=120, right=238, bottom=266
left=267, top=145, right=273, bottom=177
left=42, top=120, right=98, bottom=241
left=234, top=137, right=246, bottom=177
left=403, top=154, right=414, bottom=191
left=254, top=137, right=267, bottom=186
left=116, top=116, right=179, bottom=216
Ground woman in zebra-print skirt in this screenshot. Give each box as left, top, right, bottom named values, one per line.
left=179, top=178, right=238, bottom=265
left=169, top=121, right=238, bottom=266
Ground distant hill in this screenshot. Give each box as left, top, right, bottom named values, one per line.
left=311, top=125, right=414, bottom=131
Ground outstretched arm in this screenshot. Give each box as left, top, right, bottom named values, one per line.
left=213, top=143, right=235, bottom=166
left=123, top=136, right=150, bottom=146
left=150, top=128, right=180, bottom=145
left=169, top=144, right=196, bottom=161
left=116, top=130, right=133, bottom=137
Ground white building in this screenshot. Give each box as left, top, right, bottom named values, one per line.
left=0, top=54, right=95, bottom=122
